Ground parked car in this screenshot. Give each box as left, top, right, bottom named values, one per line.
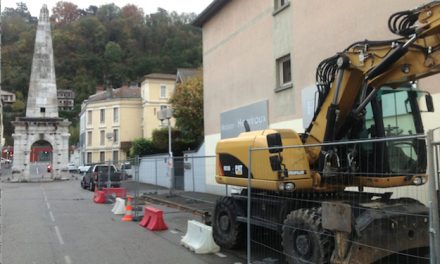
left=120, top=162, right=134, bottom=180
left=78, top=165, right=91, bottom=174
left=80, top=164, right=122, bottom=191
left=1, top=158, right=11, bottom=164
left=66, top=162, right=78, bottom=173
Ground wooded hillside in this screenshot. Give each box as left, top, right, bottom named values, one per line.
left=1, top=2, right=202, bottom=145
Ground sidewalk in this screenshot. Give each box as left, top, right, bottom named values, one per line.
left=121, top=181, right=220, bottom=225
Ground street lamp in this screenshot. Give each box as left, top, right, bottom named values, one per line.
left=106, top=132, right=114, bottom=189
left=157, top=107, right=173, bottom=195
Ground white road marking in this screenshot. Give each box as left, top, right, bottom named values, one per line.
left=46, top=202, right=51, bottom=210
left=234, top=262, right=243, bottom=264
left=64, top=255, right=72, bottom=264
left=49, top=211, right=55, bottom=222
left=54, top=226, right=65, bottom=245
left=215, top=252, right=227, bottom=258
left=169, top=230, right=179, bottom=234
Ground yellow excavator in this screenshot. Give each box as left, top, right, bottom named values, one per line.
left=213, top=2, right=440, bottom=263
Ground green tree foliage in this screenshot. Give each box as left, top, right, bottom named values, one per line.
left=151, top=128, right=198, bottom=156
left=130, top=138, right=155, bottom=157
left=11, top=100, right=25, bottom=112
left=170, top=76, right=203, bottom=144
left=68, top=125, right=79, bottom=145
left=1, top=2, right=202, bottom=145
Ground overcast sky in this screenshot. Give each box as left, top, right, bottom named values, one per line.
left=2, top=0, right=213, bottom=16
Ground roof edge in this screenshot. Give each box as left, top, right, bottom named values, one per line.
left=192, top=0, right=231, bottom=27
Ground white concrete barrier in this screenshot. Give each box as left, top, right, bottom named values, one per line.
left=111, top=198, right=126, bottom=215
left=181, top=220, right=220, bottom=254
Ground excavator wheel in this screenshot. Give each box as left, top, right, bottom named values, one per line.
left=282, top=207, right=333, bottom=264
left=212, top=196, right=244, bottom=249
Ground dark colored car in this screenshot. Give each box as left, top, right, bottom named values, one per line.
left=80, top=164, right=122, bottom=191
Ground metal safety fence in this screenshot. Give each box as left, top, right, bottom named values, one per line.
left=243, top=132, right=440, bottom=264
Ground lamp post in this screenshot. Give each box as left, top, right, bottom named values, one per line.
left=157, top=107, right=173, bottom=195
left=106, top=132, right=114, bottom=189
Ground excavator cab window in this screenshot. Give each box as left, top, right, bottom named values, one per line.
left=352, top=86, right=426, bottom=176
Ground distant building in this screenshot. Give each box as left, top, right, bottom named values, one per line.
left=79, top=85, right=142, bottom=164
left=0, top=90, right=16, bottom=104
left=57, top=89, right=75, bottom=111
left=176, top=68, right=202, bottom=84
left=78, top=73, right=178, bottom=165
left=140, top=73, right=176, bottom=139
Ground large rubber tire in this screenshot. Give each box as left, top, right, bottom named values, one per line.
left=212, top=196, right=244, bottom=249
left=282, top=208, right=333, bottom=264
left=80, top=179, right=86, bottom=189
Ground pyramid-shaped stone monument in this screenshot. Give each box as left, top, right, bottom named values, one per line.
left=12, top=5, right=70, bottom=180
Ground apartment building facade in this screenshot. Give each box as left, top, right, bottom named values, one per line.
left=80, top=86, right=142, bottom=164
left=140, top=73, right=176, bottom=138
left=79, top=73, right=177, bottom=165
left=57, top=89, right=75, bottom=111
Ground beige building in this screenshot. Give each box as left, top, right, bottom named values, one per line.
left=194, top=0, right=440, bottom=157
left=80, top=86, right=142, bottom=163
left=79, top=73, right=177, bottom=164
left=140, top=73, right=176, bottom=139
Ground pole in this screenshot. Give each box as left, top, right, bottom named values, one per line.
left=191, top=156, right=195, bottom=192
left=107, top=159, right=111, bottom=189
left=427, top=129, right=440, bottom=264
left=168, top=117, right=173, bottom=196
left=247, top=146, right=252, bottom=264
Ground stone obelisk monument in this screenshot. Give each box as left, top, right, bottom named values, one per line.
left=12, top=5, right=70, bottom=180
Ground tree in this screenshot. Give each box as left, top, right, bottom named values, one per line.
left=130, top=138, right=155, bottom=157
left=51, top=1, right=81, bottom=25
left=11, top=100, right=25, bottom=112
left=1, top=3, right=203, bottom=145
left=170, top=75, right=204, bottom=144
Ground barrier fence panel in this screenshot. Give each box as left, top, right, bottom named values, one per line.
left=246, top=134, right=436, bottom=264
left=428, top=129, right=440, bottom=264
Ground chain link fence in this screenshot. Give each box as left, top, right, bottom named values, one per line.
left=242, top=133, right=439, bottom=264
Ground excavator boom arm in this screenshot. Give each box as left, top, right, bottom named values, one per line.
left=304, top=2, right=440, bottom=163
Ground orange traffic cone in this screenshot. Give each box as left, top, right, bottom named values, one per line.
left=122, top=195, right=133, bottom=222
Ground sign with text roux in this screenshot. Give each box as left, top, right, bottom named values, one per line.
left=220, top=100, right=268, bottom=139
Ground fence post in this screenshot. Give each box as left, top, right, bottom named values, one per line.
left=247, top=146, right=252, bottom=264
left=155, top=159, right=158, bottom=194
left=427, top=129, right=440, bottom=264
left=134, top=156, right=140, bottom=221
left=191, top=156, right=195, bottom=192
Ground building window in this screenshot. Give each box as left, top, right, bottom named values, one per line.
left=87, top=110, right=92, bottom=125
left=113, top=129, right=119, bottom=143
left=100, top=130, right=105, bottom=145
left=276, top=54, right=292, bottom=90
left=274, top=0, right=289, bottom=11
left=160, top=85, right=167, bottom=98
left=87, top=152, right=92, bottom=163
left=113, top=108, right=119, bottom=123
left=87, top=131, right=92, bottom=146
left=100, top=109, right=105, bottom=123
left=113, top=151, right=119, bottom=162
left=100, top=151, right=105, bottom=162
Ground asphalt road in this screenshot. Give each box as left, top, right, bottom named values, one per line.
left=0, top=177, right=245, bottom=264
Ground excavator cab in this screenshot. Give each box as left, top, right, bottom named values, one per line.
left=335, top=85, right=433, bottom=182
